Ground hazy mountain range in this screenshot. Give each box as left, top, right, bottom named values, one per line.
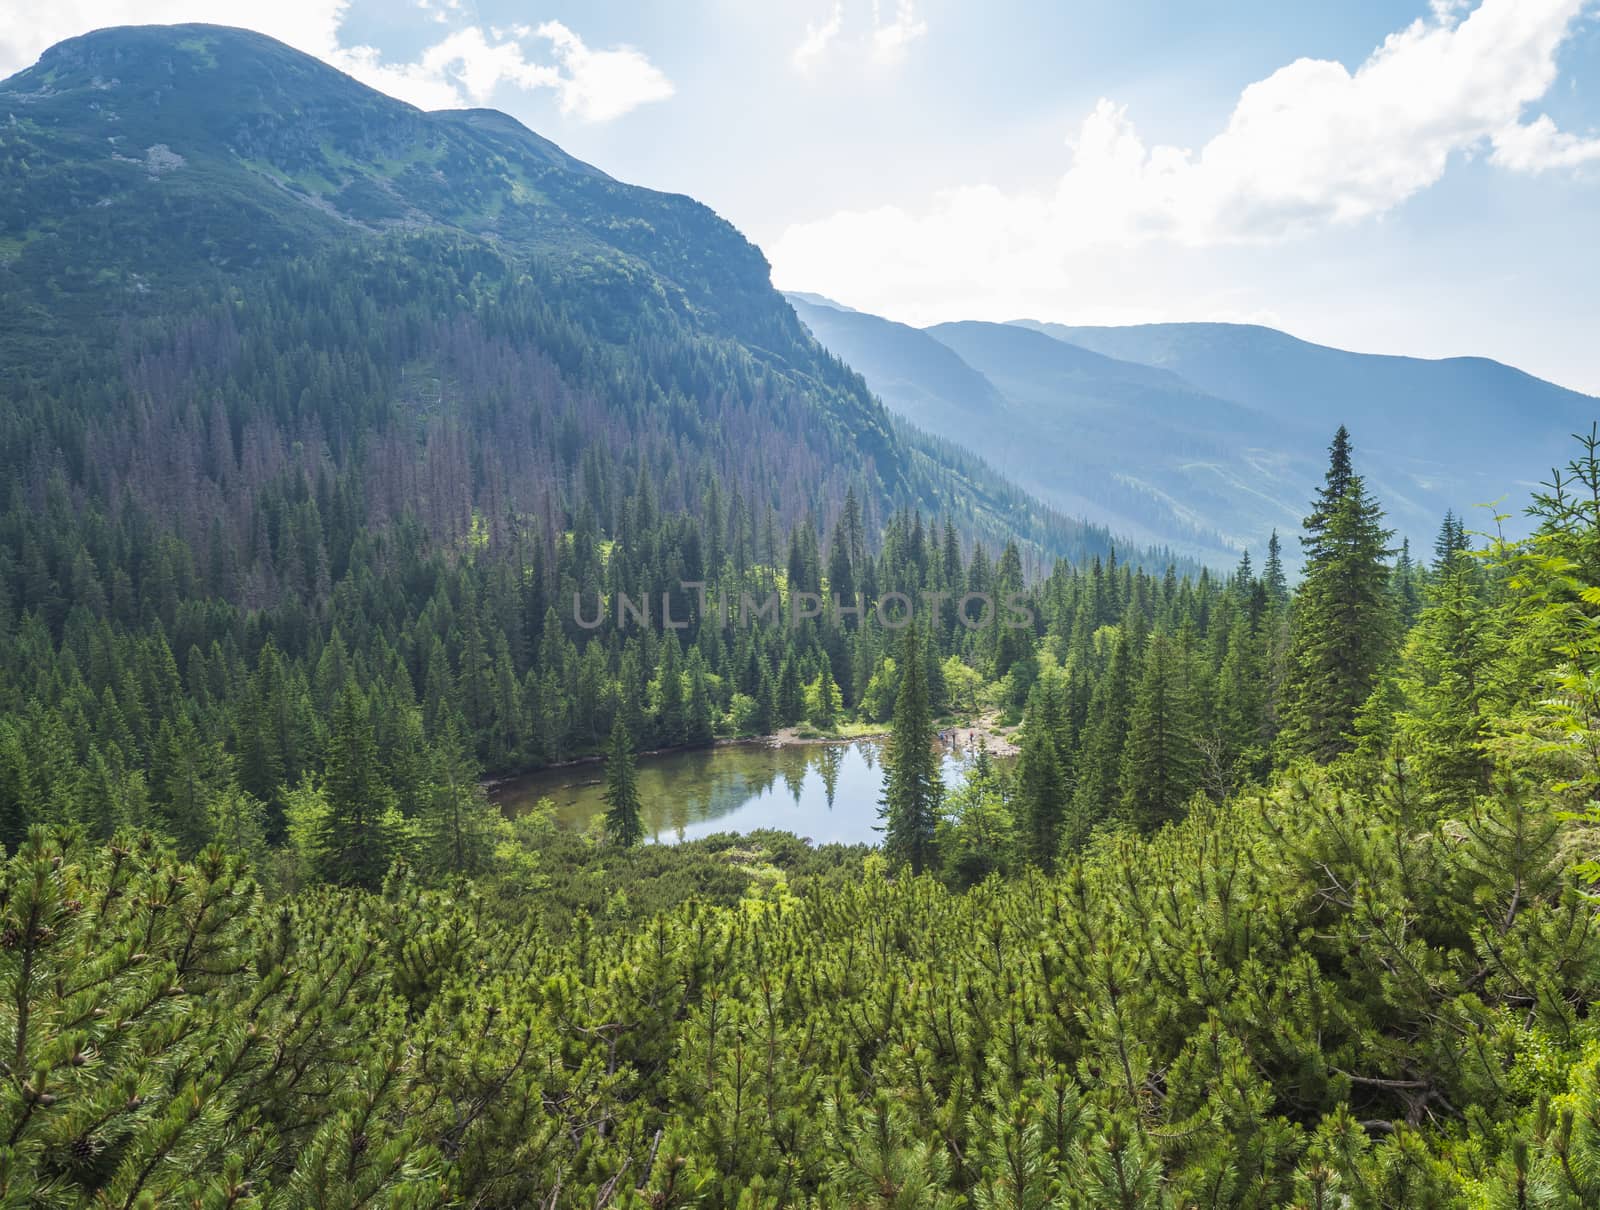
left=790, top=295, right=1599, bottom=565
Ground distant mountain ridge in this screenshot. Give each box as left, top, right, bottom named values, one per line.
left=1011, top=320, right=1596, bottom=472
left=789, top=294, right=1598, bottom=564
left=790, top=296, right=1303, bottom=562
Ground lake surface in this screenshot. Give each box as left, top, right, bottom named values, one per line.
left=489, top=739, right=987, bottom=846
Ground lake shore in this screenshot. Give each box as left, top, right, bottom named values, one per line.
left=765, top=714, right=1019, bottom=757
left=481, top=713, right=1018, bottom=793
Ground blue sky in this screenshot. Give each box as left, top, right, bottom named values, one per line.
left=5, top=1, right=1599, bottom=392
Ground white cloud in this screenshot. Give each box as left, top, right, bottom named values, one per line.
left=333, top=44, right=466, bottom=110
left=534, top=20, right=674, bottom=122
left=415, top=0, right=462, bottom=26
left=0, top=1, right=672, bottom=121
left=871, top=0, right=926, bottom=65
left=793, top=2, right=843, bottom=72
left=790, top=0, right=925, bottom=72
left=1491, top=112, right=1600, bottom=170
left=415, top=27, right=558, bottom=105
left=772, top=0, right=1600, bottom=308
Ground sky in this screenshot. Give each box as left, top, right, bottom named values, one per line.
left=3, top=1, right=1598, bottom=393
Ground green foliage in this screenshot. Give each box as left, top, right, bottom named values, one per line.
left=0, top=429, right=1598, bottom=1203
left=2, top=24, right=1598, bottom=1201
left=318, top=678, right=402, bottom=889
left=8, top=705, right=1600, bottom=1206
left=811, top=656, right=840, bottom=728
left=881, top=625, right=941, bottom=874
left=1013, top=671, right=1072, bottom=869
left=603, top=717, right=644, bottom=848
left=415, top=720, right=506, bottom=878
left=1279, top=427, right=1398, bottom=762
left=938, top=741, right=1013, bottom=886
left=0, top=828, right=444, bottom=1206
left=1393, top=535, right=1505, bottom=808
left=1118, top=630, right=1202, bottom=832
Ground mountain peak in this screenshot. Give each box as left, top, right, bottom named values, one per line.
left=25, top=21, right=300, bottom=70
left=8, top=25, right=585, bottom=186
left=3, top=24, right=444, bottom=226
left=2, top=21, right=603, bottom=186
left=10, top=23, right=399, bottom=120
left=1, top=23, right=791, bottom=341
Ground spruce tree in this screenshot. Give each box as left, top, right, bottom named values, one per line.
left=990, top=542, right=1032, bottom=682
left=828, top=499, right=858, bottom=613
left=656, top=635, right=686, bottom=746
left=754, top=663, right=777, bottom=735
left=777, top=658, right=804, bottom=728
left=154, top=714, right=227, bottom=856
left=1213, top=612, right=1268, bottom=788
left=685, top=648, right=715, bottom=746
left=1396, top=533, right=1502, bottom=807
left=1119, top=631, right=1201, bottom=831
left=319, top=677, right=400, bottom=889
left=1013, top=676, right=1070, bottom=869
left=1279, top=429, right=1397, bottom=763
left=236, top=656, right=286, bottom=806
left=1307, top=425, right=1354, bottom=534
left=419, top=719, right=500, bottom=877
left=1070, top=625, right=1135, bottom=844
left=1392, top=538, right=1422, bottom=630
left=1263, top=529, right=1289, bottom=605
left=1434, top=509, right=1469, bottom=565
left=603, top=717, right=644, bottom=847
left=814, top=655, right=838, bottom=729
left=880, top=624, right=941, bottom=874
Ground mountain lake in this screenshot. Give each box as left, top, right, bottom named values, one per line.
left=488, top=737, right=996, bottom=846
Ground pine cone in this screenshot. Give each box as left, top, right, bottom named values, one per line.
left=69, top=1135, right=98, bottom=1163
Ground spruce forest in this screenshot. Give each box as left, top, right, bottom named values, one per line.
left=3, top=19, right=1600, bottom=1209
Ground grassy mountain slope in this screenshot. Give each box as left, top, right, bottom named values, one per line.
left=0, top=23, right=1133, bottom=569
left=2, top=24, right=759, bottom=331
